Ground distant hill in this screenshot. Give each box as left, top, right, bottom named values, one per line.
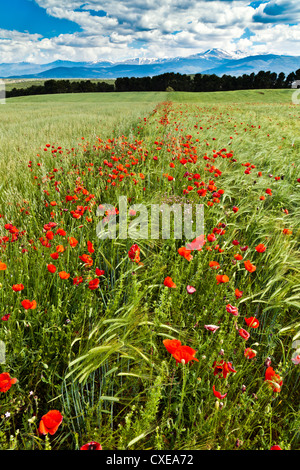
left=1, top=49, right=299, bottom=79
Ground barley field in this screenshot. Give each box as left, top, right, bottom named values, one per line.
left=0, top=89, right=299, bottom=450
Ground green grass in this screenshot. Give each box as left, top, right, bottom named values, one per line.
left=0, top=90, right=299, bottom=451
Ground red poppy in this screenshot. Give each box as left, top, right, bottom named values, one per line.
left=163, top=276, right=176, bottom=288
left=226, top=304, right=239, bottom=316
left=56, top=245, right=65, bottom=253
left=209, top=261, right=220, bottom=269
left=245, top=316, right=259, bottom=328
left=0, top=262, right=7, bottom=271
left=80, top=442, right=102, bottom=450
left=88, top=278, right=99, bottom=290
left=265, top=367, right=283, bottom=393
left=0, top=372, right=17, bottom=392
left=1, top=314, right=10, bottom=321
left=270, top=445, right=282, bottom=450
left=79, top=254, right=93, bottom=267
left=95, top=268, right=105, bottom=277
left=234, top=254, right=243, bottom=261
left=59, top=271, right=70, bottom=280
left=12, top=284, right=24, bottom=292
left=255, top=243, right=266, bottom=253
left=73, top=276, right=83, bottom=285
left=212, top=385, right=227, bottom=399
left=178, top=247, right=193, bottom=261
left=172, top=345, right=199, bottom=365
left=216, top=274, right=229, bottom=284
left=213, top=360, right=236, bottom=379
left=235, top=288, right=243, bottom=299
left=39, top=410, right=63, bottom=435
left=244, top=348, right=257, bottom=359
left=238, top=328, right=250, bottom=340
left=163, top=339, right=182, bottom=354
left=244, top=260, right=256, bottom=273
left=50, top=252, right=59, bottom=260
left=128, top=244, right=141, bottom=263
left=21, top=299, right=37, bottom=310
left=47, top=264, right=56, bottom=273
left=87, top=241, right=95, bottom=255
left=69, top=237, right=78, bottom=248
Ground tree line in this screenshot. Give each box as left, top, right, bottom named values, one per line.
left=6, top=69, right=300, bottom=98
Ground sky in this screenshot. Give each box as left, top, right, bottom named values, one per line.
left=0, top=0, right=299, bottom=63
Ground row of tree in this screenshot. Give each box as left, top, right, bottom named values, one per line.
left=6, top=69, right=300, bottom=98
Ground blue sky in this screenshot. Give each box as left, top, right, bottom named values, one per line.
left=0, top=0, right=299, bottom=63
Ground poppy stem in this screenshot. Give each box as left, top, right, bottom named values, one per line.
left=178, top=363, right=188, bottom=425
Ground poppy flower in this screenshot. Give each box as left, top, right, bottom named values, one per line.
left=56, top=245, right=65, bottom=253
left=235, top=288, right=243, bottom=299
left=244, top=347, right=257, bottom=359
left=21, top=299, right=37, bottom=310
left=204, top=324, right=220, bottom=333
left=69, top=237, right=78, bottom=248
left=213, top=360, right=236, bottom=379
left=0, top=262, right=7, bottom=271
left=79, top=254, right=93, bottom=267
left=238, top=328, right=250, bottom=341
left=80, top=442, right=102, bottom=450
left=265, top=367, right=283, bottom=393
left=245, top=316, right=259, bottom=328
left=209, top=261, right=220, bottom=269
left=226, top=304, right=239, bottom=316
left=59, top=271, right=70, bottom=280
left=47, top=264, right=56, bottom=273
left=50, top=252, right=59, bottom=260
left=255, top=244, right=266, bottom=253
left=1, top=314, right=10, bottom=321
left=232, top=206, right=239, bottom=213
left=128, top=244, right=141, bottom=263
left=186, top=285, right=196, bottom=294
left=39, top=410, right=63, bottom=435
left=172, top=345, right=199, bottom=365
left=178, top=247, right=193, bottom=261
left=88, top=278, right=99, bottom=290
left=95, top=268, right=105, bottom=276
left=234, top=254, right=243, bottom=261
left=291, top=354, right=300, bottom=365
left=0, top=372, right=17, bottom=392
left=244, top=260, right=256, bottom=273
left=164, top=277, right=176, bottom=288
left=163, top=339, right=182, bottom=354
left=216, top=274, right=229, bottom=284
left=270, top=445, right=282, bottom=450
left=73, top=276, right=83, bottom=285
left=212, top=385, right=227, bottom=399
left=12, top=284, right=24, bottom=292
left=87, top=241, right=95, bottom=254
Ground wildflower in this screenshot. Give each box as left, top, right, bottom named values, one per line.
left=213, top=360, right=236, bottom=379
left=244, top=348, right=257, bottom=359
left=21, top=299, right=37, bottom=310
left=163, top=277, right=176, bottom=288
left=69, top=237, right=78, bottom=248
left=244, top=260, right=256, bottom=273
left=1, top=314, right=10, bottom=321
left=265, top=366, right=283, bottom=393
left=0, top=372, right=17, bottom=392
left=39, top=410, right=63, bottom=435
left=73, top=276, right=83, bottom=285
left=255, top=244, right=266, bottom=253
left=59, top=271, right=70, bottom=280
left=212, top=385, right=227, bottom=399
left=209, top=261, right=220, bottom=269
left=245, top=316, right=259, bottom=328
left=163, top=339, right=182, bottom=354
left=0, top=262, right=7, bottom=271
left=232, top=206, right=239, bottom=213
left=226, top=304, right=239, bottom=316
left=172, top=345, right=199, bottom=365
left=80, top=442, right=102, bottom=450
left=178, top=247, right=193, bottom=261
left=186, top=285, right=196, bottom=294
left=216, top=274, right=229, bottom=284
left=95, top=268, right=105, bottom=276
left=79, top=254, right=93, bottom=267
left=235, top=289, right=243, bottom=299
left=88, top=279, right=99, bottom=290
left=234, top=254, right=243, bottom=260
left=270, top=445, right=282, bottom=450
left=47, top=264, right=56, bottom=273
left=238, top=328, right=250, bottom=340
left=12, top=284, right=24, bottom=292
left=204, top=325, right=220, bottom=333
left=87, top=241, right=95, bottom=254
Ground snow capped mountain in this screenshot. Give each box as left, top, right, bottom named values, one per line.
left=1, top=49, right=299, bottom=79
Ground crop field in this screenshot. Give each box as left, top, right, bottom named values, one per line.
left=0, top=89, right=299, bottom=451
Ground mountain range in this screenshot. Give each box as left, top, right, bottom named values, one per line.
left=1, top=49, right=299, bottom=80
